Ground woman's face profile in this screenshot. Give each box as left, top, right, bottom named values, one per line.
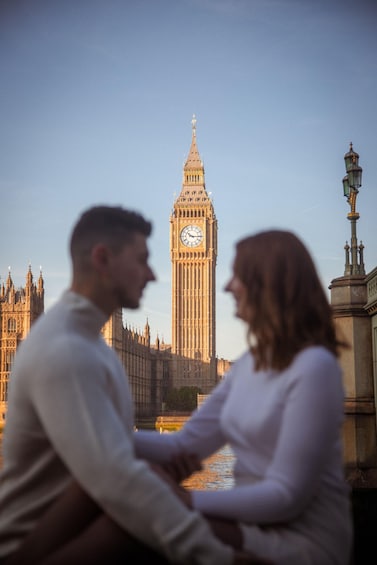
left=225, top=268, right=249, bottom=322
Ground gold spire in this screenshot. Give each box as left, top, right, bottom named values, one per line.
left=184, top=113, right=203, bottom=170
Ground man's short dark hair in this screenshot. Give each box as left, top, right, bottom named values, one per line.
left=70, top=205, right=152, bottom=259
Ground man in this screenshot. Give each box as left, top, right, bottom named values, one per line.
left=0, top=205, right=247, bottom=564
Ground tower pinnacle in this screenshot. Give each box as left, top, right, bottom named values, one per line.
left=191, top=113, right=197, bottom=136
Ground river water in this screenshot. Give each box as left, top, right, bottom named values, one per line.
left=183, top=444, right=235, bottom=490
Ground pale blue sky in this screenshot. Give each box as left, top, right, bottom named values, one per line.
left=1, top=0, right=376, bottom=361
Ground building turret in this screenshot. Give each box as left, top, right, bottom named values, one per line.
left=0, top=265, right=44, bottom=421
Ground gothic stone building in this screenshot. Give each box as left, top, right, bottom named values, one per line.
left=0, top=267, right=228, bottom=424
left=0, top=267, right=44, bottom=421
left=0, top=117, right=231, bottom=424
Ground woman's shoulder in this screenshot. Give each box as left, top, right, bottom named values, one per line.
left=295, top=345, right=337, bottom=365
left=290, top=345, right=341, bottom=385
left=227, top=350, right=253, bottom=376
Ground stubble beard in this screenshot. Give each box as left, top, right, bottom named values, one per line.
left=115, top=286, right=141, bottom=311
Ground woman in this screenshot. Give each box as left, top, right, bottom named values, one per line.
left=135, top=230, right=353, bottom=565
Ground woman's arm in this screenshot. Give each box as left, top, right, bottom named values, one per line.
left=134, top=374, right=232, bottom=463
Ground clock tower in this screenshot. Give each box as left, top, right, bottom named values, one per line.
left=170, top=115, right=218, bottom=393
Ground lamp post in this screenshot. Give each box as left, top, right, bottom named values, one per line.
left=342, top=143, right=365, bottom=276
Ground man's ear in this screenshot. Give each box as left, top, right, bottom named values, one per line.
left=91, top=244, right=110, bottom=272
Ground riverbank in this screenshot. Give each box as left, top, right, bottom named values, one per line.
left=136, top=413, right=192, bottom=433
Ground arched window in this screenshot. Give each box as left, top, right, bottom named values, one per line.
left=5, top=351, right=15, bottom=372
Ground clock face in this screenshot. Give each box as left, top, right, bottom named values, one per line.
left=180, top=225, right=203, bottom=248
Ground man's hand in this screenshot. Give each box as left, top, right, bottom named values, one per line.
left=160, top=452, right=203, bottom=483
left=149, top=461, right=193, bottom=508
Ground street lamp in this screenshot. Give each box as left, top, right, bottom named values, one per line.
left=342, top=143, right=365, bottom=276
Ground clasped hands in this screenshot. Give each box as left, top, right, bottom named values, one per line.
left=149, top=454, right=273, bottom=565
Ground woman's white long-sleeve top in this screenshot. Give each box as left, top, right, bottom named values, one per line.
left=134, top=347, right=353, bottom=565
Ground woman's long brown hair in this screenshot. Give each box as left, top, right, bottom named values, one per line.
left=234, top=230, right=348, bottom=371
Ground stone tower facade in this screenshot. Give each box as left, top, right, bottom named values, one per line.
left=170, top=115, right=218, bottom=393
left=0, top=266, right=44, bottom=420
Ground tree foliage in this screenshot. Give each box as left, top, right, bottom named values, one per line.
left=165, top=386, right=202, bottom=411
